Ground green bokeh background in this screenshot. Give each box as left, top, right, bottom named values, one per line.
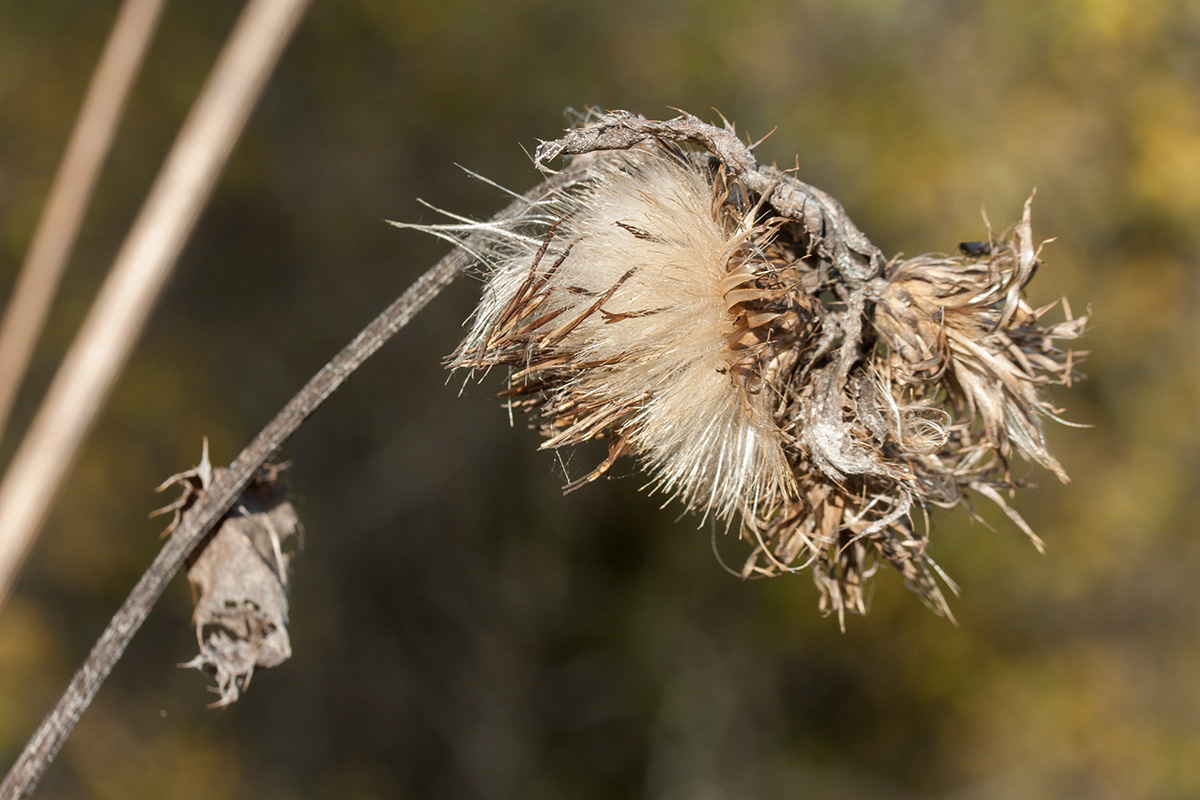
left=1, top=1, right=1197, bottom=797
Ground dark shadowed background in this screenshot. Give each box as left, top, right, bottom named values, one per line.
left=1, top=1, right=1198, bottom=798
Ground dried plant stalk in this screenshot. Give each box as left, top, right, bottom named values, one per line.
left=0, top=168, right=583, bottom=800
left=421, top=110, right=1087, bottom=623
left=0, top=0, right=166, bottom=445
left=0, top=0, right=312, bottom=608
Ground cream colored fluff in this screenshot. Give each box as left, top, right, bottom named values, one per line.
left=455, top=148, right=795, bottom=522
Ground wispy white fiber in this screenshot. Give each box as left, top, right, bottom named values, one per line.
left=452, top=148, right=795, bottom=522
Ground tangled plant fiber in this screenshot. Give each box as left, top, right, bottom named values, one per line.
left=411, top=111, right=1087, bottom=622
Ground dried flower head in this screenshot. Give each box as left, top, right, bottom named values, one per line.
left=450, top=145, right=819, bottom=521
left=409, top=111, right=1087, bottom=622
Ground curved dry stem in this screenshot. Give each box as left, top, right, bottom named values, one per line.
left=0, top=169, right=580, bottom=800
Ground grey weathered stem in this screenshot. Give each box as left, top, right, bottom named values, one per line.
left=0, top=171, right=576, bottom=800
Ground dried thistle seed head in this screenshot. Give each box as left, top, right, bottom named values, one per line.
left=407, top=110, right=1088, bottom=622
left=873, top=198, right=1089, bottom=480
left=450, top=145, right=820, bottom=521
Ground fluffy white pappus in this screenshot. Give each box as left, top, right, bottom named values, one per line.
left=453, top=147, right=797, bottom=522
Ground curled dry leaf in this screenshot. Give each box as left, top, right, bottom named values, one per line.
left=156, top=443, right=302, bottom=706
left=404, top=110, right=1088, bottom=624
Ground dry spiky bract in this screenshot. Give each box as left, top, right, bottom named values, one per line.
left=424, top=111, right=1087, bottom=622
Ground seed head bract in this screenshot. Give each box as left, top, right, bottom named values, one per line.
left=403, top=111, right=1088, bottom=622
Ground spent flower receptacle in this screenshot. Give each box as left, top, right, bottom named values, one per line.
left=403, top=111, right=1088, bottom=622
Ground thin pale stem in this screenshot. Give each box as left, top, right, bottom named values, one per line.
left=0, top=0, right=167, bottom=444
left=0, top=0, right=313, bottom=607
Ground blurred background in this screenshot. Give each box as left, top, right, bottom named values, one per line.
left=1, top=0, right=1197, bottom=797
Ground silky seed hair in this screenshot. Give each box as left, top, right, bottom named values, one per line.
left=451, top=144, right=812, bottom=522
left=402, top=111, right=1087, bottom=622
